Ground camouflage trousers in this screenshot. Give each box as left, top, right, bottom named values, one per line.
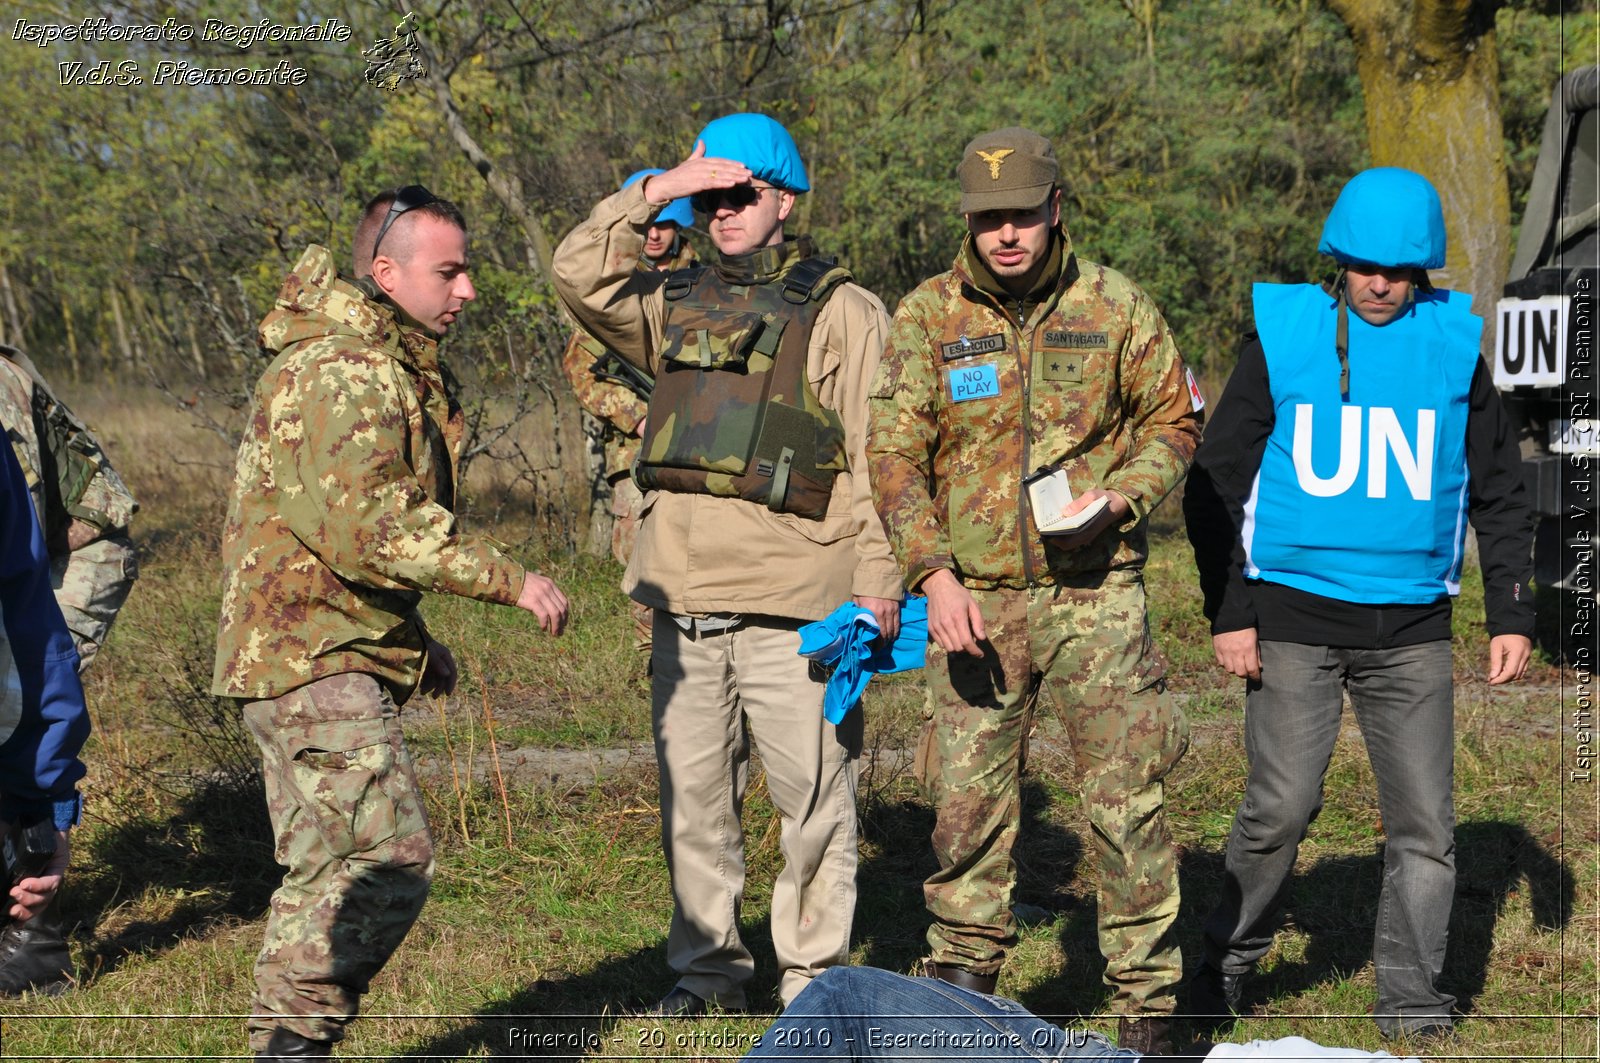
left=241, top=672, right=434, bottom=1050
left=610, top=473, right=653, bottom=655
left=917, top=569, right=1188, bottom=1014
left=52, top=532, right=137, bottom=669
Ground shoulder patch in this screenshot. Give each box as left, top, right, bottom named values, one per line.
left=1185, top=366, right=1207, bottom=412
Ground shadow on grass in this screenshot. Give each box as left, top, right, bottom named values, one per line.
left=387, top=778, right=1090, bottom=1058
left=1174, top=819, right=1572, bottom=1027
left=857, top=763, right=1104, bottom=1021
left=69, top=771, right=277, bottom=983
left=386, top=917, right=774, bottom=1058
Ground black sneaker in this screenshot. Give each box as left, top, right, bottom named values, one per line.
left=1185, top=962, right=1246, bottom=1019
left=1383, top=1019, right=1455, bottom=1044
left=643, top=986, right=709, bottom=1018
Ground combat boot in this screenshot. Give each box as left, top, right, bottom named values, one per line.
left=924, top=959, right=998, bottom=995
left=1117, top=1015, right=1175, bottom=1056
left=0, top=895, right=74, bottom=996
left=257, top=1027, right=333, bottom=1058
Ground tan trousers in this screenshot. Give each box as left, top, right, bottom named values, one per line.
left=651, top=612, right=861, bottom=1007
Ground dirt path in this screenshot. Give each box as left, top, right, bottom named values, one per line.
left=412, top=683, right=1562, bottom=792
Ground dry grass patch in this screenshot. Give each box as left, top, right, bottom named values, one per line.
left=1, top=386, right=1589, bottom=1059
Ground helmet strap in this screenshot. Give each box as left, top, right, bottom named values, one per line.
left=1333, top=269, right=1351, bottom=402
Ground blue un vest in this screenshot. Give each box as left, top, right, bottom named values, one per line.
left=1244, top=282, right=1481, bottom=605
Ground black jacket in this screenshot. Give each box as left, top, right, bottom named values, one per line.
left=1185, top=336, right=1535, bottom=648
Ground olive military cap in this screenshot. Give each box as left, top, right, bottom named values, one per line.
left=957, top=127, right=1059, bottom=214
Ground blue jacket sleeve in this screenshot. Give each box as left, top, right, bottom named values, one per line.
left=0, top=428, right=88, bottom=829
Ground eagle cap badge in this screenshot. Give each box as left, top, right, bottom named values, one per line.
left=975, top=148, right=1014, bottom=180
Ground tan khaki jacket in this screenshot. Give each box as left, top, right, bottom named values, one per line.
left=553, top=184, right=902, bottom=619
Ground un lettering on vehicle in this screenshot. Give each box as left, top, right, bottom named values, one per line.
left=1495, top=294, right=1565, bottom=387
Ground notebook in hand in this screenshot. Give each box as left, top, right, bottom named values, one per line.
left=1023, top=465, right=1109, bottom=534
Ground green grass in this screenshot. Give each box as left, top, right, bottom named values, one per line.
left=0, top=389, right=1592, bottom=1059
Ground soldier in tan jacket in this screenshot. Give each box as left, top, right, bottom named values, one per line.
left=553, top=114, right=901, bottom=1014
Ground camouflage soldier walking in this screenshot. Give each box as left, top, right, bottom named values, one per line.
left=559, top=169, right=696, bottom=656
left=0, top=345, right=138, bottom=996
left=212, top=187, right=568, bottom=1059
left=867, top=128, right=1201, bottom=1054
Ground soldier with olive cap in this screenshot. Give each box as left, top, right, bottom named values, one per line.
left=553, top=114, right=901, bottom=1015
left=867, top=127, right=1201, bottom=1054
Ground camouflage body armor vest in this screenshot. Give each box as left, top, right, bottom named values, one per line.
left=0, top=344, right=137, bottom=543
left=635, top=241, right=850, bottom=521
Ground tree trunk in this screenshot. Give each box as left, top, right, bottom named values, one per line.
left=61, top=288, right=81, bottom=383
left=0, top=260, right=20, bottom=347
left=1329, top=0, right=1508, bottom=355
left=109, top=286, right=135, bottom=371
left=581, top=410, right=613, bottom=557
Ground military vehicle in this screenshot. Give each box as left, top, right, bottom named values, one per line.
left=1495, top=65, right=1599, bottom=625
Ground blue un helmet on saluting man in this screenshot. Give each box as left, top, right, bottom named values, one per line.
left=1183, top=166, right=1535, bottom=1043
left=552, top=110, right=902, bottom=1015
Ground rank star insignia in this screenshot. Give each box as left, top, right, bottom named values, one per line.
left=976, top=148, right=1014, bottom=180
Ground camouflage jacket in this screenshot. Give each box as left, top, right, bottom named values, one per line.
left=559, top=242, right=697, bottom=478
left=212, top=245, right=525, bottom=701
left=552, top=183, right=903, bottom=619
left=868, top=229, right=1201, bottom=590
left=0, top=347, right=139, bottom=666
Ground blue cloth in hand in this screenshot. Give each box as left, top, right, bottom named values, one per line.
left=798, top=597, right=928, bottom=724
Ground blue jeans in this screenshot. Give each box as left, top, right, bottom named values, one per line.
left=743, top=967, right=1140, bottom=1061
left=1203, top=640, right=1456, bottom=1036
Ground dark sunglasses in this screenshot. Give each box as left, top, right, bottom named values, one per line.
left=691, top=183, right=778, bottom=215
left=371, top=184, right=440, bottom=259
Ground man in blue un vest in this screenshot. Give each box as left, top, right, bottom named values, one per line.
left=1182, top=167, right=1535, bottom=1041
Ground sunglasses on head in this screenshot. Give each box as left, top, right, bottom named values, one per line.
left=691, top=183, right=779, bottom=215
left=371, top=184, right=440, bottom=259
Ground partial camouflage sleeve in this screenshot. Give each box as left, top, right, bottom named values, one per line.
left=1100, top=288, right=1202, bottom=526
left=559, top=326, right=647, bottom=436
left=269, top=350, right=524, bottom=605
left=0, top=356, right=138, bottom=666
left=867, top=292, right=952, bottom=591
left=552, top=182, right=668, bottom=375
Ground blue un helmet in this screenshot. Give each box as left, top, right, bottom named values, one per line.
left=622, top=168, right=694, bottom=230
left=1317, top=167, right=1446, bottom=269
left=694, top=113, right=810, bottom=193
left=1319, top=167, right=1447, bottom=401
